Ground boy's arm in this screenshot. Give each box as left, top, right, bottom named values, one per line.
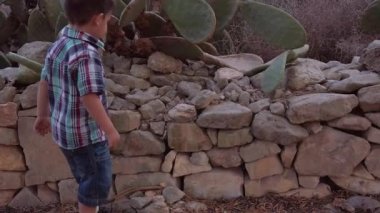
left=82, top=94, right=120, bottom=147
left=37, top=80, right=49, bottom=117
left=34, top=80, right=51, bottom=136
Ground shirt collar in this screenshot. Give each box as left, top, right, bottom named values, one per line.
left=60, top=26, right=105, bottom=50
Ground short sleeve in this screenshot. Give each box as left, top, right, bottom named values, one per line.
left=40, top=58, right=49, bottom=81
left=76, top=56, right=104, bottom=96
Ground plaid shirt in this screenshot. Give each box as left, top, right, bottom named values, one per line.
left=41, top=26, right=107, bottom=150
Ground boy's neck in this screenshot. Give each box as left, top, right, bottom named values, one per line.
left=71, top=24, right=102, bottom=40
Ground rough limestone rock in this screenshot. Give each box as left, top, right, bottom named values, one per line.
left=109, top=110, right=141, bottom=133
left=162, top=186, right=185, bottom=204
left=244, top=169, right=299, bottom=197
left=287, top=58, right=326, bottom=90
left=130, top=64, right=152, bottom=79
left=280, top=183, right=331, bottom=198
left=173, top=153, right=212, bottom=177
left=0, top=102, right=18, bottom=127
left=295, top=127, right=370, bottom=177
left=252, top=111, right=309, bottom=145
left=0, top=145, right=26, bottom=171
left=328, top=72, right=380, bottom=93
left=214, top=68, right=243, bottom=83
left=177, top=81, right=202, bottom=98
left=112, top=156, right=162, bottom=175
left=0, top=86, right=17, bottom=104
left=217, top=128, right=253, bottom=148
left=17, top=41, right=51, bottom=64
left=108, top=73, right=151, bottom=89
left=365, top=113, right=380, bottom=128
left=0, top=127, right=18, bottom=145
left=346, top=196, right=380, bottom=211
left=191, top=90, right=218, bottom=109
left=330, top=176, right=380, bottom=194
left=0, top=190, right=17, bottom=206
left=161, top=150, right=177, bottom=173
left=58, top=179, right=78, bottom=204
left=148, top=52, right=183, bottom=74
left=248, top=98, right=270, bottom=113
left=281, top=144, right=297, bottom=168
left=286, top=93, right=358, bottom=124
left=168, top=122, right=212, bottom=152
left=125, top=88, right=158, bottom=106
left=0, top=172, right=24, bottom=190
left=358, top=85, right=380, bottom=112
left=207, top=147, right=242, bottom=168
left=360, top=40, right=380, bottom=71
left=184, top=168, right=244, bottom=200
left=245, top=155, right=284, bottom=180
left=189, top=152, right=209, bottom=166
left=239, top=140, right=281, bottom=163
left=197, top=102, right=252, bottom=129
left=18, top=117, right=72, bottom=185
left=8, top=187, right=43, bottom=208
left=327, top=114, right=371, bottom=131
left=19, top=83, right=39, bottom=109
left=364, top=127, right=380, bottom=144
left=353, top=164, right=375, bottom=180
left=168, top=104, right=197, bottom=122
left=270, top=102, right=286, bottom=116
left=365, top=148, right=380, bottom=179
left=123, top=130, right=165, bottom=156
left=139, top=99, right=166, bottom=120
left=37, top=184, right=59, bottom=205
left=115, top=173, right=179, bottom=194
left=298, top=176, right=320, bottom=189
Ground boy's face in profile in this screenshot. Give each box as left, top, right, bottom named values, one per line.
left=91, top=12, right=112, bottom=40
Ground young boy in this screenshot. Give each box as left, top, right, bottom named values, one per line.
left=33, top=0, right=120, bottom=212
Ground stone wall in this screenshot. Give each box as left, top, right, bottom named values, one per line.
left=0, top=41, right=380, bottom=211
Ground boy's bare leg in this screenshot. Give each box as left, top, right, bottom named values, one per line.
left=78, top=202, right=97, bottom=213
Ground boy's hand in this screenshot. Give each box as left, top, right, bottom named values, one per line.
left=107, top=129, right=120, bottom=148
left=34, top=116, right=51, bottom=136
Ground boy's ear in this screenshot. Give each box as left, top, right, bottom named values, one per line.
left=92, top=13, right=105, bottom=26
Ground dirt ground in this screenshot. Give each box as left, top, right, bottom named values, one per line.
left=2, top=190, right=380, bottom=213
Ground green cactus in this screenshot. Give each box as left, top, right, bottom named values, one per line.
left=261, top=51, right=287, bottom=94
left=241, top=1, right=306, bottom=49
left=113, top=0, right=127, bottom=18
left=0, top=51, right=11, bottom=69
left=361, top=0, right=380, bottom=34
left=162, top=0, right=216, bottom=43
left=207, top=0, right=239, bottom=32
left=6, top=52, right=43, bottom=74
left=150, top=36, right=204, bottom=60
left=135, top=12, right=167, bottom=37
left=55, top=13, right=68, bottom=35
left=38, top=0, right=63, bottom=30
left=28, top=8, right=55, bottom=42
left=198, top=42, right=219, bottom=55
left=3, top=0, right=27, bottom=22
left=119, top=0, right=146, bottom=27
left=5, top=52, right=43, bottom=85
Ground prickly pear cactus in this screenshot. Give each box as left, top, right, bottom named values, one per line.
left=38, top=0, right=64, bottom=30
left=207, top=0, right=239, bottom=33
left=361, top=0, right=380, bottom=34
left=120, top=0, right=146, bottom=27
left=162, top=0, right=216, bottom=43
left=240, top=0, right=306, bottom=49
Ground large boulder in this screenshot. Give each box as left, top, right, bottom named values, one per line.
left=123, top=130, right=165, bottom=156
left=112, top=156, right=162, bottom=175
left=286, top=93, right=358, bottom=124
left=287, top=58, right=326, bottom=90
left=252, top=111, right=308, bottom=145
left=207, top=147, right=242, bottom=168
left=327, top=114, right=371, bottom=131
left=328, top=72, right=380, bottom=93
left=0, top=102, right=18, bottom=128
left=184, top=168, right=244, bottom=200
left=358, top=85, right=380, bottom=112
left=217, top=128, right=253, bottom=148
left=173, top=153, right=212, bottom=177
left=0, top=145, right=26, bottom=171
left=331, top=176, right=380, bottom=195
left=197, top=102, right=252, bottom=129
left=365, top=148, right=380, bottom=179
left=239, top=140, right=281, bottom=163
left=360, top=40, right=380, bottom=71
left=109, top=110, right=141, bottom=133
left=168, top=122, right=212, bottom=152
left=294, top=127, right=370, bottom=177
left=18, top=117, right=72, bottom=186
left=148, top=52, right=183, bottom=74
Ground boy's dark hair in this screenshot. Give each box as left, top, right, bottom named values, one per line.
left=65, top=0, right=114, bottom=25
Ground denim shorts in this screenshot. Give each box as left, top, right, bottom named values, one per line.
left=60, top=141, right=112, bottom=207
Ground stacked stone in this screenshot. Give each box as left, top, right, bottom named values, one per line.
left=0, top=40, right=380, bottom=212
